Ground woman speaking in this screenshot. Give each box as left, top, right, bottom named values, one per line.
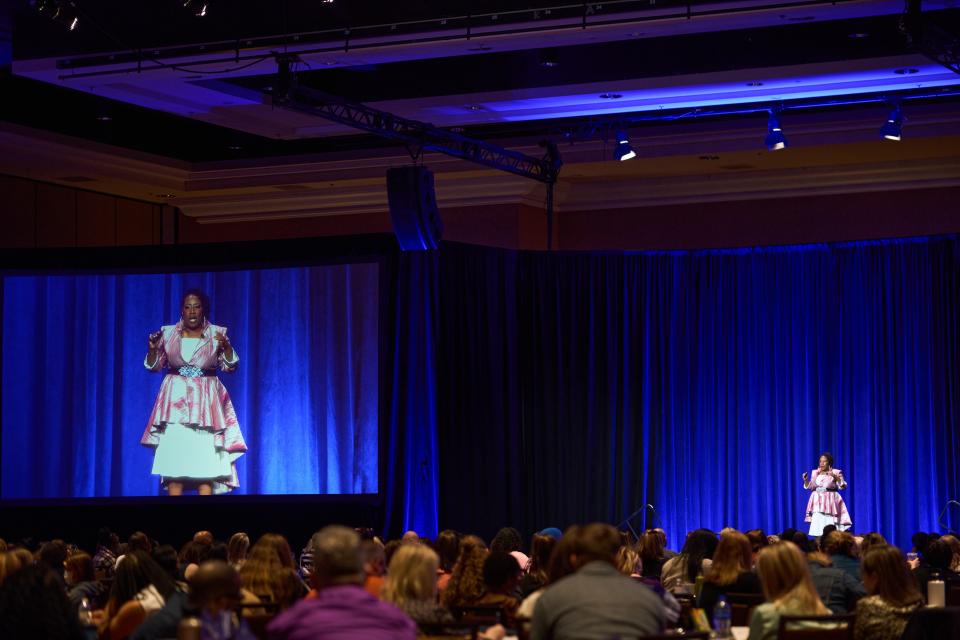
left=802, top=452, right=852, bottom=536
left=140, top=289, right=247, bottom=495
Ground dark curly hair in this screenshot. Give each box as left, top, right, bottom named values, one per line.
left=0, top=564, right=84, bottom=640
left=106, top=551, right=177, bottom=618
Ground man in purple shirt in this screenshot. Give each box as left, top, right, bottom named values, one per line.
left=268, top=525, right=416, bottom=640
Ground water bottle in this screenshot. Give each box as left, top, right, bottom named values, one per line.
left=713, top=595, right=732, bottom=639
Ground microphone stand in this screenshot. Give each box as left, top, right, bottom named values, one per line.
left=938, top=500, right=960, bottom=532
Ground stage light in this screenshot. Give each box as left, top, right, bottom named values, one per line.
left=614, top=130, right=636, bottom=161
left=35, top=0, right=80, bottom=31
left=182, top=0, right=208, bottom=17
left=880, top=104, right=903, bottom=141
left=765, top=110, right=787, bottom=151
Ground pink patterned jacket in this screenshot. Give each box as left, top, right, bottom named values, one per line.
left=804, top=468, right=852, bottom=526
left=139, top=320, right=247, bottom=480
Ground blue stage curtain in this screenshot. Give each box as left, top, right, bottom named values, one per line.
left=434, top=236, right=960, bottom=547
left=1, top=265, right=379, bottom=498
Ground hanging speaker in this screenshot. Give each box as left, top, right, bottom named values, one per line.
left=386, top=165, right=443, bottom=250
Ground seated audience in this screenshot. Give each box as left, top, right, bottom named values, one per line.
left=531, top=523, right=665, bottom=640
left=116, top=532, right=152, bottom=570
left=228, top=532, right=250, bottom=570
left=382, top=543, right=455, bottom=626
left=748, top=542, right=833, bottom=640
left=520, top=533, right=556, bottom=599
left=239, top=533, right=305, bottom=609
left=698, top=530, right=762, bottom=620
left=0, top=563, right=86, bottom=640
left=98, top=550, right=178, bottom=640
left=65, top=551, right=109, bottom=611
left=491, top=527, right=529, bottom=575
left=360, top=539, right=386, bottom=598
left=660, top=528, right=718, bottom=594
left=806, top=550, right=865, bottom=613
left=93, top=528, right=120, bottom=582
left=474, top=551, right=522, bottom=626
left=433, top=529, right=460, bottom=593
left=267, top=525, right=416, bottom=640
left=854, top=544, right=923, bottom=640
left=940, top=534, right=960, bottom=573
left=638, top=529, right=667, bottom=579
left=441, top=535, right=488, bottom=609
left=912, top=538, right=960, bottom=601
left=822, top=531, right=860, bottom=582
left=746, top=529, right=769, bottom=565
left=517, top=526, right=581, bottom=620
left=859, top=532, right=888, bottom=558
left=38, top=539, right=69, bottom=588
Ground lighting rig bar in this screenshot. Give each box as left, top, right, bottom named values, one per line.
left=274, top=72, right=560, bottom=185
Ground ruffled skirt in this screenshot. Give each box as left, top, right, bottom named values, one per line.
left=151, top=423, right=241, bottom=494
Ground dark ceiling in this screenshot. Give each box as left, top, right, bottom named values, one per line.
left=3, top=1, right=960, bottom=163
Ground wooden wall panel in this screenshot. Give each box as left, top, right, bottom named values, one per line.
left=0, top=174, right=37, bottom=248
left=36, top=183, right=76, bottom=247
left=76, top=190, right=117, bottom=247
left=116, top=199, right=156, bottom=246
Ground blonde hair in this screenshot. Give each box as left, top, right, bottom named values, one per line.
left=382, top=544, right=439, bottom=608
left=706, top=530, right=753, bottom=587
left=615, top=546, right=641, bottom=576
left=239, top=534, right=300, bottom=608
left=756, top=542, right=829, bottom=615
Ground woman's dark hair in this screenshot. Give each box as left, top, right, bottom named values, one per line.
left=791, top=532, right=813, bottom=554
left=127, top=531, right=152, bottom=554
left=911, top=532, right=930, bottom=555
left=745, top=529, right=769, bottom=554
left=528, top=534, right=557, bottom=586
left=0, top=564, right=84, bottom=640
left=107, top=551, right=177, bottom=616
left=819, top=452, right=834, bottom=468
left=434, top=530, right=461, bottom=573
left=181, top=289, right=211, bottom=317
left=207, top=542, right=228, bottom=563
left=179, top=540, right=207, bottom=566
left=922, top=539, right=954, bottom=570
left=151, top=545, right=180, bottom=584
left=546, top=526, right=581, bottom=584
left=482, top=552, right=520, bottom=591
left=680, top=529, right=719, bottom=583
left=64, top=552, right=95, bottom=583
left=490, top=527, right=523, bottom=554
left=38, top=540, right=68, bottom=572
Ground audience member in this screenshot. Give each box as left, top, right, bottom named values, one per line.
left=382, top=543, right=454, bottom=626
left=746, top=529, right=769, bottom=563
left=475, top=551, right=521, bottom=626
left=806, top=550, right=865, bottom=613
left=859, top=532, right=888, bottom=558
left=531, top=523, right=665, bottom=640
left=360, top=539, right=386, bottom=598
left=823, top=531, right=860, bottom=581
left=65, top=551, right=108, bottom=611
left=660, top=528, right=718, bottom=594
left=433, top=529, right=460, bottom=593
left=0, top=564, right=85, bottom=640
left=940, top=534, right=960, bottom=573
left=854, top=544, right=923, bottom=640
left=517, top=526, right=581, bottom=620
left=228, top=532, right=251, bottom=570
left=698, top=530, right=762, bottom=620
left=38, top=539, right=69, bottom=588
left=116, top=532, right=153, bottom=569
left=748, top=542, right=832, bottom=640
left=520, top=533, right=556, bottom=599
left=93, top=528, right=120, bottom=581
left=239, top=533, right=305, bottom=609
left=638, top=529, right=667, bottom=579
left=912, top=538, right=960, bottom=601
left=99, top=550, right=178, bottom=640
left=442, top=534, right=488, bottom=609
left=267, top=525, right=416, bottom=640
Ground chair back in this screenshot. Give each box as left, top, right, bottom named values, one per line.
left=947, top=583, right=960, bottom=607
left=726, top=592, right=765, bottom=626
left=900, top=606, right=960, bottom=640
left=777, top=613, right=855, bottom=640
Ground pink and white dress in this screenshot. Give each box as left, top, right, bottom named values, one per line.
left=804, top=469, right=852, bottom=536
left=140, top=320, right=247, bottom=493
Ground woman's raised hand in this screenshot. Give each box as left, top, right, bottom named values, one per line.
left=147, top=330, right=162, bottom=351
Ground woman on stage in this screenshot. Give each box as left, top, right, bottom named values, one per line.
left=802, top=452, right=852, bottom=536
left=140, top=290, right=247, bottom=495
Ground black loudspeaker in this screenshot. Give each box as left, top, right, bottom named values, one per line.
left=387, top=166, right=443, bottom=250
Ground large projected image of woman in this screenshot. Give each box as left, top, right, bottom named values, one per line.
left=140, top=290, right=248, bottom=495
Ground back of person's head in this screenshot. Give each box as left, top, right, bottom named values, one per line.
left=482, top=552, right=520, bottom=593
left=206, top=542, right=228, bottom=563
left=0, top=564, right=82, bottom=640
left=861, top=545, right=922, bottom=607
left=574, top=523, right=621, bottom=567
left=821, top=524, right=838, bottom=539
left=151, top=545, right=180, bottom=584
left=310, top=526, right=363, bottom=587
left=781, top=528, right=797, bottom=542
left=912, top=532, right=931, bottom=555
left=614, top=546, right=641, bottom=576
left=227, top=533, right=250, bottom=566
left=251, top=533, right=295, bottom=569
left=401, top=531, right=420, bottom=544
left=490, top=527, right=523, bottom=554
left=64, top=552, right=94, bottom=584
left=0, top=539, right=6, bottom=553
left=0, top=549, right=32, bottom=586
left=434, top=530, right=461, bottom=573
left=706, top=530, right=752, bottom=586
left=756, top=542, right=828, bottom=615
left=859, top=532, right=887, bottom=557
left=680, top=528, right=719, bottom=582
left=193, top=530, right=214, bottom=546
left=528, top=534, right=557, bottom=581
left=823, top=531, right=856, bottom=558
left=189, top=560, right=243, bottom=614
left=360, top=539, right=386, bottom=577
left=108, top=551, right=176, bottom=615
left=383, top=539, right=402, bottom=569
left=97, top=527, right=117, bottom=550
left=639, top=530, right=665, bottom=565
left=940, top=535, right=960, bottom=569
left=791, top=532, right=814, bottom=554
left=546, top=526, right=581, bottom=584
left=38, top=540, right=68, bottom=572
left=442, top=535, right=488, bottom=607
left=746, top=529, right=769, bottom=555
left=382, top=543, right=439, bottom=608
left=922, top=539, right=954, bottom=570
left=127, top=531, right=152, bottom=554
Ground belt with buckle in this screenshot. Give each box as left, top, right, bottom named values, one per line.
left=168, top=366, right=216, bottom=378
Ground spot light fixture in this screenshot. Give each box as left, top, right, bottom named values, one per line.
left=879, top=103, right=903, bottom=141
left=182, top=0, right=208, bottom=17
left=765, top=109, right=788, bottom=151
left=615, top=130, right=636, bottom=161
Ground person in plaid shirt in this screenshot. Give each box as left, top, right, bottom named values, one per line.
left=93, top=527, right=120, bottom=580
